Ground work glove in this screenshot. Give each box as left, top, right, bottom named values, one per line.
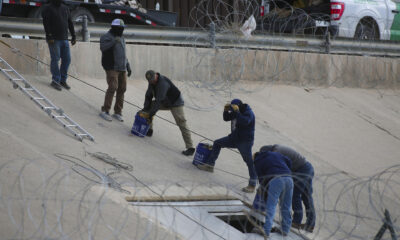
left=139, top=111, right=153, bottom=124
left=231, top=104, right=239, bottom=112
left=71, top=36, right=76, bottom=46
left=139, top=111, right=150, bottom=119
left=126, top=62, right=132, bottom=77
left=47, top=39, right=55, bottom=44
left=224, top=103, right=231, bottom=111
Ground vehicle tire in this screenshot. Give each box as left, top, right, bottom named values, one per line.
left=354, top=20, right=379, bottom=40
left=28, top=6, right=43, bottom=19
left=71, top=8, right=95, bottom=23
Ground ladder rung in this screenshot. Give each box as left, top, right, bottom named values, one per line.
left=0, top=57, right=94, bottom=142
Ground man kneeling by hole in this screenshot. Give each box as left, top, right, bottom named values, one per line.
left=141, top=70, right=195, bottom=156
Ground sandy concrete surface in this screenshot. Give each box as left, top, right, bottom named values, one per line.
left=0, top=37, right=399, bottom=240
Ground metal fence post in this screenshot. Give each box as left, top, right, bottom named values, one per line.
left=209, top=22, right=216, bottom=48
left=82, top=15, right=90, bottom=42
left=325, top=31, right=331, bottom=54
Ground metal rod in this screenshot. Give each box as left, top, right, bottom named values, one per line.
left=1, top=16, right=400, bottom=56
left=82, top=15, right=89, bottom=42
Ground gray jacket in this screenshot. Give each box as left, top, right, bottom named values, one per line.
left=261, top=144, right=308, bottom=172
left=143, top=74, right=184, bottom=117
left=100, top=31, right=128, bottom=71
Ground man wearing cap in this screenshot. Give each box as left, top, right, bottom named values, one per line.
left=260, top=144, right=315, bottom=233
left=142, top=70, right=195, bottom=156
left=42, top=0, right=76, bottom=91
left=99, top=18, right=132, bottom=122
left=196, top=99, right=258, bottom=193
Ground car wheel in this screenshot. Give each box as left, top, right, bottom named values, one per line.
left=355, top=20, right=379, bottom=40
left=71, top=8, right=95, bottom=23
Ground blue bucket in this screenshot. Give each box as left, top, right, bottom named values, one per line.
left=131, top=113, right=150, bottom=137
left=192, top=143, right=212, bottom=166
left=252, top=192, right=266, bottom=212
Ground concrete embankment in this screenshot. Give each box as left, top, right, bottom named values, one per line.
left=1, top=38, right=399, bottom=89
left=0, top=37, right=399, bottom=240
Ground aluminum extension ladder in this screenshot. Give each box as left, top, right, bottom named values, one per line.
left=0, top=56, right=94, bottom=142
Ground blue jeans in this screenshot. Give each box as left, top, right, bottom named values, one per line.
left=48, top=40, right=71, bottom=83
left=263, top=176, right=293, bottom=235
left=206, top=136, right=257, bottom=186
left=292, top=162, right=315, bottom=228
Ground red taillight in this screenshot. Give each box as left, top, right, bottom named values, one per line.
left=331, top=2, right=345, bottom=21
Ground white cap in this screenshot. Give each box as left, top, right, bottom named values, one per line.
left=111, top=19, right=125, bottom=27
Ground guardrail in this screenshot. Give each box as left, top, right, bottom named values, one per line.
left=1, top=16, right=400, bottom=57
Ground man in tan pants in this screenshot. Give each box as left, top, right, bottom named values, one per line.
left=142, top=70, right=194, bottom=156
left=99, top=19, right=132, bottom=122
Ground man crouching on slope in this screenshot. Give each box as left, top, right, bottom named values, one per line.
left=141, top=70, right=195, bottom=156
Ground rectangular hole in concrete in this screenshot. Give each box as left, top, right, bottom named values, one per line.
left=215, top=213, right=263, bottom=233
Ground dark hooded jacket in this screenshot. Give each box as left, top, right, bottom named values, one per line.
left=223, top=104, right=255, bottom=143
left=254, top=151, right=292, bottom=200
left=41, top=1, right=75, bottom=41
left=143, top=73, right=183, bottom=117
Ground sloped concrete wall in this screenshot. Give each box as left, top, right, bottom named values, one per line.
left=0, top=37, right=398, bottom=88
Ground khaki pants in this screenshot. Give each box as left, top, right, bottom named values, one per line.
left=102, top=70, right=127, bottom=115
left=150, top=105, right=193, bottom=149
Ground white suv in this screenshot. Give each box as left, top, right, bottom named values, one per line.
left=330, top=0, right=400, bottom=40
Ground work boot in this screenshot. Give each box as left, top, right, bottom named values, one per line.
left=242, top=185, right=256, bottom=193
left=304, top=225, right=314, bottom=233
left=99, top=111, right=112, bottom=121
left=291, top=222, right=302, bottom=230
left=182, top=147, right=195, bottom=156
left=146, top=128, right=153, bottom=137
left=112, top=113, right=124, bottom=122
left=196, top=164, right=214, bottom=172
left=50, top=81, right=62, bottom=91
left=60, top=81, right=71, bottom=90
left=251, top=227, right=269, bottom=239
left=271, top=227, right=288, bottom=236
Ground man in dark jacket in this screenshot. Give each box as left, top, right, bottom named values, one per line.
left=99, top=19, right=132, bottom=122
left=260, top=144, right=315, bottom=233
left=142, top=70, right=194, bottom=156
left=197, top=99, right=257, bottom=193
left=253, top=150, right=293, bottom=237
left=42, top=0, right=76, bottom=91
